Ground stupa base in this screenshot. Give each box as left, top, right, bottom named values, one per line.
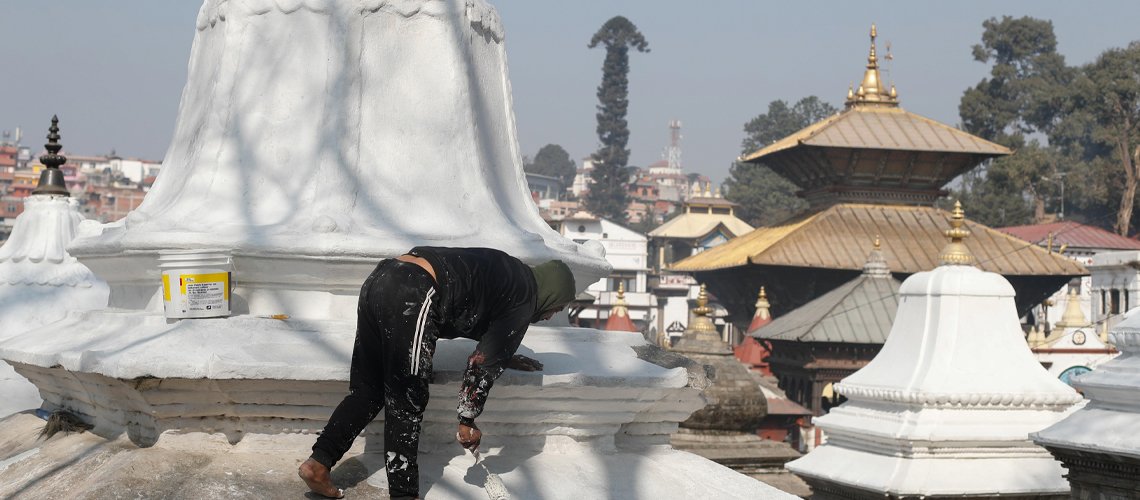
left=0, top=412, right=792, bottom=499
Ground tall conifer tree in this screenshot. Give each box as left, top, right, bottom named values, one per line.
left=586, top=16, right=649, bottom=222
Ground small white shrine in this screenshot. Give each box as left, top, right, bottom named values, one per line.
left=0, top=120, right=109, bottom=418
left=1028, top=287, right=1117, bottom=384
left=787, top=203, right=1082, bottom=498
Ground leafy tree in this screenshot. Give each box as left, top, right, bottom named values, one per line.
left=1062, top=42, right=1140, bottom=235
left=725, top=96, right=837, bottom=226
left=585, top=16, right=649, bottom=222
left=524, top=144, right=577, bottom=189
left=955, top=16, right=1074, bottom=226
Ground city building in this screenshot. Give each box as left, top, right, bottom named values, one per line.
left=648, top=186, right=753, bottom=344
left=998, top=220, right=1140, bottom=330
left=554, top=210, right=651, bottom=331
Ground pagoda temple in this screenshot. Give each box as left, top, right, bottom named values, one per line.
left=753, top=237, right=902, bottom=423
left=671, top=25, right=1084, bottom=323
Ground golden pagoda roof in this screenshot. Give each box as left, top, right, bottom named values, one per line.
left=669, top=203, right=1086, bottom=277
left=740, top=106, right=1010, bottom=163
left=648, top=212, right=754, bottom=240
left=738, top=25, right=1010, bottom=208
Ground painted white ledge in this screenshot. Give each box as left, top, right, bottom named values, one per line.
left=0, top=315, right=794, bottom=498
left=0, top=315, right=707, bottom=448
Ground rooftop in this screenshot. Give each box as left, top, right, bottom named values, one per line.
left=997, top=221, right=1140, bottom=252
left=671, top=203, right=1086, bottom=277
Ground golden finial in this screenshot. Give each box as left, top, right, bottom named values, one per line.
left=753, top=286, right=771, bottom=322
left=868, top=24, right=878, bottom=65
left=616, top=282, right=626, bottom=301
left=938, top=200, right=975, bottom=266
left=695, top=284, right=711, bottom=316
left=874, top=235, right=881, bottom=250
left=687, top=284, right=718, bottom=335
left=889, top=84, right=897, bottom=98
left=846, top=23, right=899, bottom=108
left=847, top=84, right=855, bottom=100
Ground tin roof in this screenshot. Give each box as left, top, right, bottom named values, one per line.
left=997, top=221, right=1140, bottom=252
left=670, top=204, right=1086, bottom=276
left=754, top=273, right=900, bottom=344
left=741, top=107, right=1010, bottom=162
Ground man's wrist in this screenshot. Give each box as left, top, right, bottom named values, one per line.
left=458, top=416, right=476, bottom=427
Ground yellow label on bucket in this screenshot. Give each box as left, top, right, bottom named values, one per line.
left=179, top=272, right=230, bottom=300
left=162, top=274, right=171, bottom=301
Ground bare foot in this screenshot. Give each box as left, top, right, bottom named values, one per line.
left=298, top=458, right=344, bottom=499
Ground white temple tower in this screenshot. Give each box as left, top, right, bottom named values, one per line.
left=787, top=202, right=1082, bottom=498
left=0, top=2, right=792, bottom=497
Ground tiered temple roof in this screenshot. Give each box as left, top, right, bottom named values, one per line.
left=672, top=25, right=1083, bottom=321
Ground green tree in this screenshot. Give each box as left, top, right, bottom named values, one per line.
left=955, top=16, right=1076, bottom=226
left=725, top=96, right=837, bottom=226
left=585, top=16, right=649, bottom=222
left=524, top=144, right=577, bottom=190
left=1061, top=42, right=1140, bottom=235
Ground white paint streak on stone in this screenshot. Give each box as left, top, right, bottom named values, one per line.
left=0, top=448, right=39, bottom=473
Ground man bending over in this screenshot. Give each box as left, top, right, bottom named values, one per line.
left=299, top=246, right=576, bottom=499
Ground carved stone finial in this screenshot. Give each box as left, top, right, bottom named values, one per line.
left=32, top=115, right=70, bottom=196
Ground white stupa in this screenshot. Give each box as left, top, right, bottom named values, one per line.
left=1033, top=309, right=1140, bottom=495
left=787, top=202, right=1083, bottom=498
left=0, top=119, right=109, bottom=418
left=0, top=1, right=791, bottom=497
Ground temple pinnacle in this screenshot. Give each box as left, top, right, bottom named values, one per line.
left=938, top=201, right=976, bottom=266
left=32, top=115, right=71, bottom=196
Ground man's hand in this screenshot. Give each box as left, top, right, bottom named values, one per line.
left=457, top=422, right=482, bottom=451
left=506, top=354, right=544, bottom=371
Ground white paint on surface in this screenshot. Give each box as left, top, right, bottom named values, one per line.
left=0, top=195, right=109, bottom=418
left=0, top=448, right=38, bottom=473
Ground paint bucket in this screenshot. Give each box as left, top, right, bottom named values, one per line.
left=159, top=250, right=233, bottom=319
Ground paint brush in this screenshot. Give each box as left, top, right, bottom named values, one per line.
left=470, top=448, right=510, bottom=500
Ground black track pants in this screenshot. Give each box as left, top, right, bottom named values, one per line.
left=311, top=259, right=439, bottom=498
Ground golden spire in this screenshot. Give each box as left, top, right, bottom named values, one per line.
left=874, top=234, right=881, bottom=250
left=610, top=282, right=629, bottom=318
left=938, top=201, right=975, bottom=266
left=689, top=284, right=718, bottom=334
left=1055, top=287, right=1088, bottom=330
left=845, top=23, right=899, bottom=109
left=754, top=287, right=770, bottom=319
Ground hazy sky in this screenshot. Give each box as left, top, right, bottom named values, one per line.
left=3, top=1, right=1139, bottom=185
